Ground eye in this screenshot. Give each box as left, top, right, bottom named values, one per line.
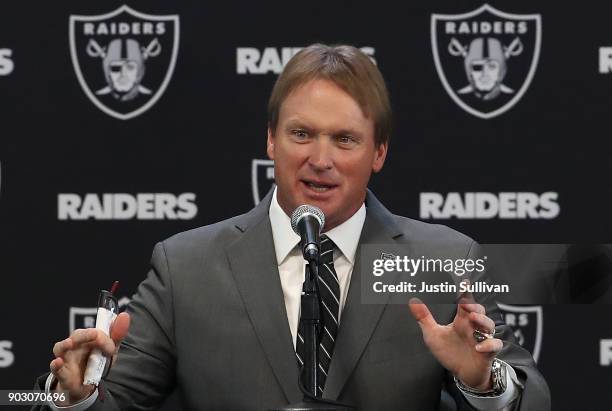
left=337, top=135, right=356, bottom=145
left=291, top=129, right=309, bottom=139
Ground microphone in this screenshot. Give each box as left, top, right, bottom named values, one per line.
left=291, top=205, right=325, bottom=263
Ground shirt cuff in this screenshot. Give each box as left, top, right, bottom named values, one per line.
left=458, top=361, right=523, bottom=410
left=44, top=373, right=99, bottom=411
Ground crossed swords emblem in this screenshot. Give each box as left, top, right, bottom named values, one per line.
left=85, top=38, right=162, bottom=96
left=448, top=36, right=523, bottom=95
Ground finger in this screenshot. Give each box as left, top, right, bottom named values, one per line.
left=69, top=328, right=98, bottom=345
left=71, top=328, right=115, bottom=356
left=408, top=298, right=438, bottom=330
left=52, top=338, right=74, bottom=357
left=49, top=358, right=71, bottom=385
left=458, top=303, right=485, bottom=315
left=469, top=312, right=496, bottom=333
left=49, top=357, right=64, bottom=374
left=457, top=279, right=476, bottom=304
left=475, top=338, right=503, bottom=354
left=92, top=329, right=118, bottom=357
left=110, top=312, right=130, bottom=346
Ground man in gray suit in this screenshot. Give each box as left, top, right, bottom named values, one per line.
left=38, top=44, right=550, bottom=410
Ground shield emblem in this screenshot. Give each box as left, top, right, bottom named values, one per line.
left=251, top=159, right=275, bottom=205
left=69, top=5, right=179, bottom=120
left=431, top=4, right=541, bottom=119
left=497, top=303, right=543, bottom=362
left=69, top=296, right=130, bottom=333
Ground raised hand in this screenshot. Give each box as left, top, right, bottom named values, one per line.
left=49, top=312, right=130, bottom=405
left=408, top=297, right=501, bottom=390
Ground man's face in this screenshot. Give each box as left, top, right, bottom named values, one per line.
left=109, top=60, right=139, bottom=92
left=469, top=59, right=501, bottom=92
left=267, top=79, right=387, bottom=231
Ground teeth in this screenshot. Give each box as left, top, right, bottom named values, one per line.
left=307, top=182, right=331, bottom=192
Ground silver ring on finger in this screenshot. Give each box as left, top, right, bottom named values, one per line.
left=473, top=329, right=495, bottom=343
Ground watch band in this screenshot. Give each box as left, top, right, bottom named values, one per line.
left=454, top=358, right=507, bottom=397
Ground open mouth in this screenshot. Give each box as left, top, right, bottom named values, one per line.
left=301, top=180, right=338, bottom=193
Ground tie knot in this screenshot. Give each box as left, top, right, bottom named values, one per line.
left=320, top=234, right=335, bottom=264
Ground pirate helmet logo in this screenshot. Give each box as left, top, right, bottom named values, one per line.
left=432, top=4, right=541, bottom=119
left=451, top=37, right=523, bottom=100
left=87, top=37, right=161, bottom=101
left=70, top=6, right=179, bottom=120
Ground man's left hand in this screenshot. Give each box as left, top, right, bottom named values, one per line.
left=408, top=297, right=502, bottom=390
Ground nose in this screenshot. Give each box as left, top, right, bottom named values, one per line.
left=307, top=135, right=334, bottom=171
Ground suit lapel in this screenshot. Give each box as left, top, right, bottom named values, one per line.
left=226, top=192, right=302, bottom=403
left=323, top=191, right=403, bottom=400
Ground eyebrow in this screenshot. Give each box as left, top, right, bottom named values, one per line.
left=284, top=119, right=311, bottom=130
left=284, top=119, right=363, bottom=138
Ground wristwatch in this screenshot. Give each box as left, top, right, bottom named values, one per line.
left=454, top=358, right=507, bottom=397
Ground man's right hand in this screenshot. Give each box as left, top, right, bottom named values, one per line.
left=49, top=312, right=131, bottom=406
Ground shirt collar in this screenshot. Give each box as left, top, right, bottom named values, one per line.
left=268, top=187, right=366, bottom=266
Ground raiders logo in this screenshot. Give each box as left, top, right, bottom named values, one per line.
left=69, top=296, right=131, bottom=333
left=69, top=5, right=179, bottom=120
left=252, top=159, right=275, bottom=205
left=431, top=4, right=541, bottom=119
left=497, top=303, right=543, bottom=362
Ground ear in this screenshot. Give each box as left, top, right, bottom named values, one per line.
left=267, top=126, right=275, bottom=160
left=372, top=141, right=388, bottom=173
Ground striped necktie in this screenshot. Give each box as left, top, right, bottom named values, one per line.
left=296, top=234, right=340, bottom=395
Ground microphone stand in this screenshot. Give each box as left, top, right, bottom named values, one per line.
left=269, top=257, right=354, bottom=411
left=300, top=261, right=321, bottom=396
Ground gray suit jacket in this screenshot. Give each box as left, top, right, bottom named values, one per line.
left=34, top=190, right=550, bottom=410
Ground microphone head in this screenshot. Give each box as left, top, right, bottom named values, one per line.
left=290, top=204, right=325, bottom=235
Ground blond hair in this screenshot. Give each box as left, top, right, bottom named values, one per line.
left=267, top=44, right=392, bottom=146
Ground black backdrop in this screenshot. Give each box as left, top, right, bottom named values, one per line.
left=1, top=1, right=611, bottom=409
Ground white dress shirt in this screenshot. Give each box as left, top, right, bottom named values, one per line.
left=269, top=188, right=365, bottom=348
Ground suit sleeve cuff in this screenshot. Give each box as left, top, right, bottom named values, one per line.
left=44, top=374, right=99, bottom=411
left=458, top=361, right=523, bottom=410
